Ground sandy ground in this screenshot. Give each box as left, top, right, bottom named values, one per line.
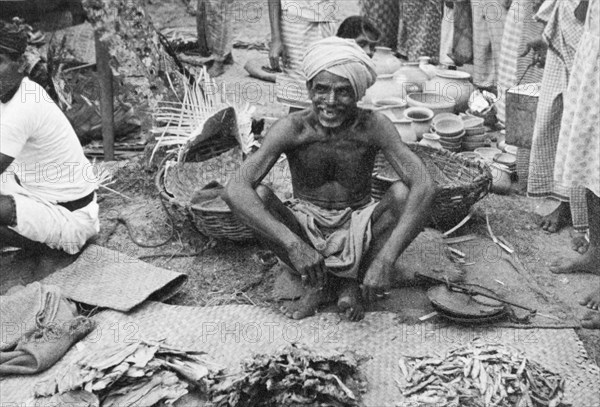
left=2, top=0, right=598, bottom=367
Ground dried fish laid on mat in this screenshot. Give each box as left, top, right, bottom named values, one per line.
left=396, top=341, right=567, bottom=407
left=209, top=344, right=367, bottom=407
left=34, top=340, right=221, bottom=407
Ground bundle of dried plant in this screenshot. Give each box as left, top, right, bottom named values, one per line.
left=397, top=340, right=566, bottom=406
left=34, top=339, right=222, bottom=406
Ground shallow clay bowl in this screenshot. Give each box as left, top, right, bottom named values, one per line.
left=435, top=118, right=465, bottom=137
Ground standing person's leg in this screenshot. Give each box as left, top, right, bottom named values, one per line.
left=550, top=189, right=600, bottom=274
left=202, top=0, right=234, bottom=77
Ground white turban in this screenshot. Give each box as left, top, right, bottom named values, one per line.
left=303, top=37, right=377, bottom=100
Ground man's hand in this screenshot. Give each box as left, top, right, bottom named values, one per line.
left=361, top=256, right=394, bottom=304
left=269, top=38, right=288, bottom=71
left=521, top=37, right=548, bottom=67
left=287, top=239, right=326, bottom=288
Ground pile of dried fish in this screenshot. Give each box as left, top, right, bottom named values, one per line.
left=397, top=341, right=566, bottom=407
left=34, top=340, right=220, bottom=406
left=209, top=344, right=366, bottom=407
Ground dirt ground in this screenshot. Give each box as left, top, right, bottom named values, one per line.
left=4, top=0, right=599, bottom=369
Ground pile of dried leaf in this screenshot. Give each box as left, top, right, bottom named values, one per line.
left=34, top=340, right=221, bottom=406
left=209, top=344, right=367, bottom=407
left=397, top=341, right=566, bottom=407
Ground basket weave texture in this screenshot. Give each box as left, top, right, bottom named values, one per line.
left=372, top=143, right=492, bottom=229
left=157, top=147, right=292, bottom=242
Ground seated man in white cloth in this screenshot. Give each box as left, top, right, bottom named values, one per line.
left=224, top=37, right=435, bottom=321
left=0, top=21, right=99, bottom=255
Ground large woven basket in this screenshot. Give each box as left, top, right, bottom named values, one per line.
left=372, top=143, right=492, bottom=229
left=156, top=148, right=293, bottom=242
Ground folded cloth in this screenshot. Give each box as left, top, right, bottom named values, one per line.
left=286, top=198, right=378, bottom=279
left=0, top=282, right=95, bottom=376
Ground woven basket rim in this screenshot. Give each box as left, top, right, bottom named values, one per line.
left=374, top=143, right=491, bottom=187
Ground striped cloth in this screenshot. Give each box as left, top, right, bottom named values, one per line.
left=527, top=0, right=587, bottom=230
left=471, top=0, right=507, bottom=87
left=554, top=0, right=600, bottom=199
left=496, top=0, right=545, bottom=123
left=275, top=0, right=337, bottom=109
left=358, top=0, right=400, bottom=50
left=275, top=20, right=337, bottom=109
left=203, top=0, right=235, bottom=60
left=397, top=0, right=443, bottom=62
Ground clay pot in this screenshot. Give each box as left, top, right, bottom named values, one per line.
left=426, top=70, right=474, bottom=112
left=372, top=46, right=402, bottom=76
left=419, top=133, right=443, bottom=149
left=489, top=163, right=513, bottom=195
left=406, top=92, right=456, bottom=115
left=363, top=74, right=403, bottom=105
left=392, top=62, right=429, bottom=98
left=404, top=107, right=434, bottom=141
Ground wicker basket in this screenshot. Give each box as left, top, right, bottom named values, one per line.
left=372, top=143, right=492, bottom=229
left=156, top=148, right=257, bottom=242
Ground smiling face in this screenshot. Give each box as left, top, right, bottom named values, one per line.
left=308, top=71, right=358, bottom=128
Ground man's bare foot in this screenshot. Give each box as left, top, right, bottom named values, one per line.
left=549, top=246, right=600, bottom=274
left=280, top=287, right=329, bottom=320
left=571, top=231, right=590, bottom=254
left=540, top=202, right=569, bottom=233
left=580, top=290, right=600, bottom=310
left=581, top=310, right=600, bottom=329
left=336, top=279, right=365, bottom=321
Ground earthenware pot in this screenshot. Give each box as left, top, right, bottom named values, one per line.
left=372, top=46, right=402, bottom=76
left=489, top=163, right=512, bottom=195
left=406, top=92, right=456, bottom=115
left=426, top=70, right=474, bottom=112
left=363, top=74, right=404, bottom=105
left=405, top=106, right=434, bottom=141
left=419, top=133, right=443, bottom=149
left=392, top=62, right=429, bottom=98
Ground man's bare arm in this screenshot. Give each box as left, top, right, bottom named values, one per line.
left=372, top=114, right=436, bottom=262
left=268, top=0, right=286, bottom=70
left=223, top=118, right=299, bottom=250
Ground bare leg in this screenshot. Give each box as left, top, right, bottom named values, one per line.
left=580, top=290, right=600, bottom=310
left=540, top=201, right=570, bottom=233
left=196, top=0, right=210, bottom=56
left=550, top=190, right=600, bottom=274
left=336, top=278, right=365, bottom=321
left=207, top=60, right=226, bottom=78
left=253, top=185, right=330, bottom=319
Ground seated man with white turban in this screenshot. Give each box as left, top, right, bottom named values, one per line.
left=224, top=37, right=435, bottom=321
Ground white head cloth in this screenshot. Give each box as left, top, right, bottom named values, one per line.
left=303, top=37, right=377, bottom=100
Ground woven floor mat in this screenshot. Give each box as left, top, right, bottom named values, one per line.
left=41, top=244, right=188, bottom=312
left=2, top=303, right=599, bottom=406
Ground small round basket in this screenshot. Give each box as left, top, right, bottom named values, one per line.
left=372, top=143, right=492, bottom=229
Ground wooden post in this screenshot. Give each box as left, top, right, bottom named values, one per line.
left=94, top=30, right=115, bottom=161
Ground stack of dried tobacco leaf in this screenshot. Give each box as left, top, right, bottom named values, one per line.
left=397, top=341, right=566, bottom=407
left=34, top=340, right=220, bottom=406
left=209, top=344, right=367, bottom=407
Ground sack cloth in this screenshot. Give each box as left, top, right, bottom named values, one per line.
left=0, top=282, right=94, bottom=376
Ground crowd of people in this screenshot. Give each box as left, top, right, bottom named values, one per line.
left=0, top=1, right=597, bottom=327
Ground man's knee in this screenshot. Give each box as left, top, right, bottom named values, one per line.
left=386, top=182, right=409, bottom=216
